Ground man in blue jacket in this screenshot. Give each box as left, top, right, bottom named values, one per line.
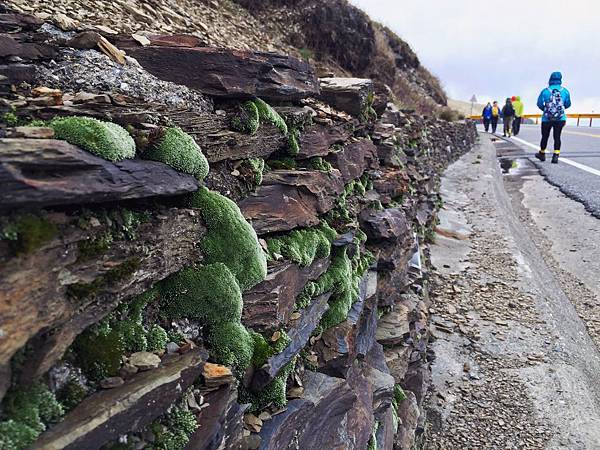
left=535, top=71, right=572, bottom=163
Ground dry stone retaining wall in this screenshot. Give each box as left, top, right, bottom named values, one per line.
left=0, top=11, right=476, bottom=450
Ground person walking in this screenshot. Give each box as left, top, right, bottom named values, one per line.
left=482, top=102, right=493, bottom=132
left=501, top=98, right=515, bottom=137
left=512, top=95, right=524, bottom=136
left=491, top=101, right=501, bottom=134
left=535, top=71, right=572, bottom=164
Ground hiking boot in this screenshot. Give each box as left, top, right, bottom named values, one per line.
left=535, top=151, right=546, bottom=162
left=551, top=153, right=559, bottom=164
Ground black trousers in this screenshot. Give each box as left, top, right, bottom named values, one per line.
left=483, top=118, right=491, bottom=132
left=491, top=116, right=499, bottom=133
left=513, top=117, right=522, bottom=135
left=540, top=120, right=566, bottom=151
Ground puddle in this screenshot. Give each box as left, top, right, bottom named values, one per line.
left=499, top=157, right=518, bottom=174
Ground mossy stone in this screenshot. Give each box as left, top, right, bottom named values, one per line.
left=209, top=322, right=254, bottom=372
left=50, top=116, right=135, bottom=162
left=146, top=325, right=168, bottom=352
left=266, top=222, right=337, bottom=267
left=143, top=127, right=209, bottom=180
left=189, top=187, right=267, bottom=291
left=160, top=264, right=242, bottom=324
left=2, top=214, right=58, bottom=255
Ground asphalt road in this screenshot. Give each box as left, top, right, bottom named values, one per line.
left=487, top=124, right=600, bottom=218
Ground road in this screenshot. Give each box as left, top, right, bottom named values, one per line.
left=485, top=124, right=600, bottom=218
left=426, top=135, right=600, bottom=449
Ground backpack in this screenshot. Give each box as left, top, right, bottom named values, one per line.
left=544, top=88, right=565, bottom=121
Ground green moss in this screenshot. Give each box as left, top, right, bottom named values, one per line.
left=167, top=330, right=185, bottom=345
left=143, top=127, right=209, bottom=180
left=209, top=322, right=254, bottom=372
left=266, top=222, right=337, bottom=267
left=310, top=156, right=332, bottom=172
left=1, top=383, right=64, bottom=448
left=267, top=157, right=296, bottom=170
left=248, top=158, right=265, bottom=185
left=0, top=420, right=38, bottom=450
left=296, top=244, right=373, bottom=330
left=73, top=320, right=125, bottom=381
left=394, top=384, right=407, bottom=404
left=160, top=264, right=242, bottom=323
left=3, top=112, right=18, bottom=126
left=114, top=320, right=147, bottom=353
left=1, top=214, right=58, bottom=255
left=189, top=187, right=267, bottom=291
left=159, top=263, right=254, bottom=373
left=254, top=98, right=288, bottom=135
left=57, top=378, right=88, bottom=411
left=287, top=128, right=300, bottom=155
left=77, top=231, right=113, bottom=261
left=230, top=100, right=260, bottom=135
left=146, top=325, right=168, bottom=351
left=50, top=116, right=135, bottom=162
left=367, top=421, right=379, bottom=450
left=152, top=406, right=198, bottom=450
left=240, top=359, right=295, bottom=413
left=25, top=119, right=48, bottom=127
left=250, top=330, right=291, bottom=368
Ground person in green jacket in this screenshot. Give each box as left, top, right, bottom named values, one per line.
left=512, top=95, right=524, bottom=136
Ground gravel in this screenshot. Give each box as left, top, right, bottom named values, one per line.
left=36, top=45, right=213, bottom=112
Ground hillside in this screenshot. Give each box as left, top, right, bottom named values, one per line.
left=5, top=0, right=447, bottom=113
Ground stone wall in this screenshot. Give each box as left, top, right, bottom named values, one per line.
left=0, top=11, right=477, bottom=450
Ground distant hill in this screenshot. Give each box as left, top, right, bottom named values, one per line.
left=448, top=99, right=486, bottom=117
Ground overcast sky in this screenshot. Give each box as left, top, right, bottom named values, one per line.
left=350, top=0, right=600, bottom=114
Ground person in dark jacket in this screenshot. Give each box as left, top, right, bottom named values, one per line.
left=535, top=71, right=572, bottom=163
left=482, top=102, right=493, bottom=132
left=491, top=101, right=501, bottom=133
left=501, top=98, right=515, bottom=137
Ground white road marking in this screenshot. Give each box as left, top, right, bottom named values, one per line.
left=511, top=136, right=600, bottom=177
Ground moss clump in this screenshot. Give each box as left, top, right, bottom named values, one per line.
left=50, top=116, right=135, bottom=162
left=152, top=406, right=198, bottom=450
left=209, top=322, right=254, bottom=372
left=0, top=214, right=57, bottom=255
left=239, top=359, right=295, bottom=413
left=0, top=383, right=65, bottom=449
left=57, top=378, right=88, bottom=411
left=394, top=384, right=407, bottom=404
left=0, top=420, right=38, bottom=450
left=287, top=127, right=300, bottom=155
left=310, top=156, right=332, bottom=172
left=160, top=264, right=242, bottom=323
left=114, top=320, right=147, bottom=353
left=248, top=158, right=265, bottom=185
left=3, top=112, right=18, bottom=127
left=159, top=263, right=254, bottom=372
left=72, top=321, right=125, bottom=381
left=250, top=330, right=291, bottom=368
left=266, top=222, right=337, bottom=267
left=254, top=98, right=288, bottom=135
left=77, top=231, right=114, bottom=261
left=230, top=100, right=260, bottom=135
left=295, top=242, right=373, bottom=330
left=367, top=421, right=379, bottom=450
left=146, top=325, right=168, bottom=352
left=143, top=127, right=209, bottom=180
left=267, top=157, right=296, bottom=170
left=189, top=187, right=266, bottom=291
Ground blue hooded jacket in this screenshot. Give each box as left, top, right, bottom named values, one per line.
left=482, top=104, right=493, bottom=119
left=537, top=71, right=571, bottom=122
